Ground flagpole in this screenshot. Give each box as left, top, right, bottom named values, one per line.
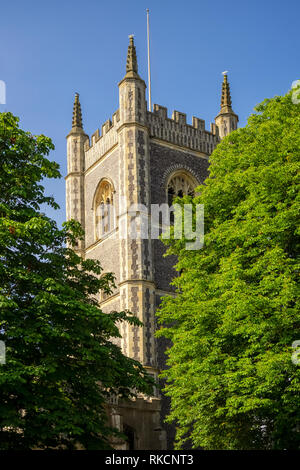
left=146, top=8, right=152, bottom=112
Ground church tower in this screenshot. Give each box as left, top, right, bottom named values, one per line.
left=65, top=37, right=238, bottom=450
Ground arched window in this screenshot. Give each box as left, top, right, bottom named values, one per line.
left=94, top=179, right=115, bottom=241
left=167, top=171, right=197, bottom=205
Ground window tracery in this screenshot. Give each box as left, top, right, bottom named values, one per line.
left=94, top=179, right=115, bottom=240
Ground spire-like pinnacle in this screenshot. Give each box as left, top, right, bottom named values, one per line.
left=72, top=93, right=83, bottom=129
left=215, top=72, right=239, bottom=137
left=220, top=73, right=233, bottom=113
left=125, top=35, right=140, bottom=79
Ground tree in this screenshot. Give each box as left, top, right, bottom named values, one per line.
left=0, top=112, right=153, bottom=450
left=156, top=89, right=300, bottom=449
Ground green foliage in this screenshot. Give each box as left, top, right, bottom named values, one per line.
left=0, top=112, right=153, bottom=449
left=156, top=91, right=300, bottom=449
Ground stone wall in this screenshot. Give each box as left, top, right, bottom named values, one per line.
left=149, top=141, right=210, bottom=291
left=84, top=148, right=119, bottom=249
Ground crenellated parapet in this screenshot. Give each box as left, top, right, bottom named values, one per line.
left=147, top=104, right=220, bottom=155
left=84, top=109, right=120, bottom=170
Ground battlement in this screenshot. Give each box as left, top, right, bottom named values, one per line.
left=147, top=104, right=219, bottom=154
left=84, top=102, right=220, bottom=171
left=84, top=109, right=120, bottom=169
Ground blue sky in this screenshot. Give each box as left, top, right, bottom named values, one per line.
left=1, top=0, right=299, bottom=226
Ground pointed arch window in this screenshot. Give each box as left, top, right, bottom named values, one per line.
left=167, top=171, right=197, bottom=205
left=94, top=179, right=115, bottom=241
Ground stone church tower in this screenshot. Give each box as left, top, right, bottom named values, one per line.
left=66, top=37, right=238, bottom=450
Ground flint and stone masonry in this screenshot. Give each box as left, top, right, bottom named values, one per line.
left=66, top=37, right=238, bottom=450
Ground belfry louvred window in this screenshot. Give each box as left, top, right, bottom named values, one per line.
left=167, top=172, right=196, bottom=205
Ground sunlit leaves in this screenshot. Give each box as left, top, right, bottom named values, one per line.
left=157, top=90, right=300, bottom=449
